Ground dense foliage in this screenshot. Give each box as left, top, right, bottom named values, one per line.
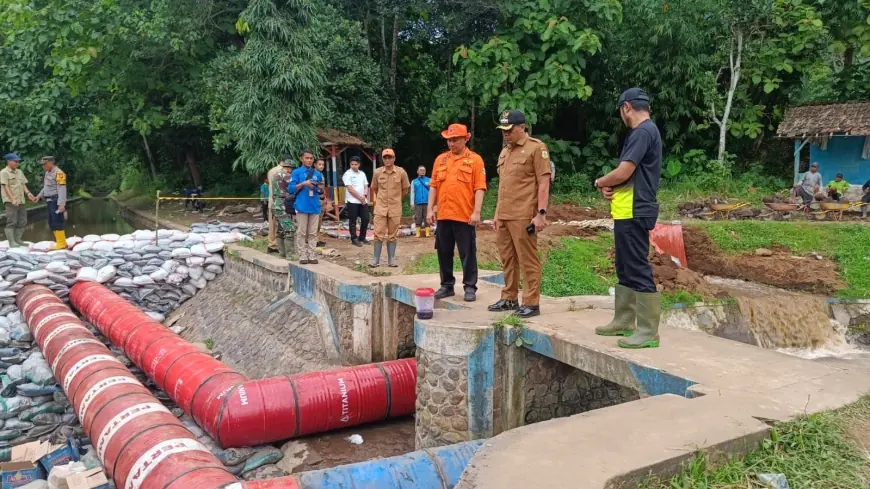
left=0, top=0, right=867, bottom=194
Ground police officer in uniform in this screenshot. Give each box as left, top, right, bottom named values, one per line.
left=32, top=156, right=68, bottom=249
left=487, top=110, right=551, bottom=318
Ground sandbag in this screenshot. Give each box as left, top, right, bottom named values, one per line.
left=96, top=265, right=116, bottom=284
left=76, top=267, right=98, bottom=282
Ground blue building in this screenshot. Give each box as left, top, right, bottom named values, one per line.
left=778, top=102, right=870, bottom=187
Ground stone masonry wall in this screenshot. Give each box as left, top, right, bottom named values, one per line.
left=523, top=349, right=639, bottom=424
left=224, top=248, right=289, bottom=293
left=396, top=303, right=416, bottom=359
left=172, top=273, right=333, bottom=379
left=415, top=348, right=470, bottom=449
left=323, top=292, right=357, bottom=364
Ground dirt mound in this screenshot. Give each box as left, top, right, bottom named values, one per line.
left=650, top=253, right=723, bottom=298
left=547, top=204, right=608, bottom=222
left=683, top=227, right=843, bottom=295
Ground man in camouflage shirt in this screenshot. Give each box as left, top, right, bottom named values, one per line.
left=271, top=159, right=296, bottom=259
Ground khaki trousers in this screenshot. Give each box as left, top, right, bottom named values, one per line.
left=268, top=211, right=277, bottom=248
left=296, top=212, right=321, bottom=261
left=373, top=215, right=401, bottom=242
left=496, top=219, right=542, bottom=306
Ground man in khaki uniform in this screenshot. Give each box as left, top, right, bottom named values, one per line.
left=488, top=110, right=551, bottom=318
left=0, top=154, right=35, bottom=248
left=266, top=154, right=292, bottom=254
left=370, top=148, right=410, bottom=268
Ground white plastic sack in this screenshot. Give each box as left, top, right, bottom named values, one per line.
left=146, top=312, right=166, bottom=322
left=202, top=271, right=216, bottom=281
left=115, top=240, right=136, bottom=249
left=203, top=234, right=224, bottom=244
left=66, top=237, right=82, bottom=248
left=96, top=265, right=117, bottom=284
left=149, top=269, right=168, bottom=282
left=157, top=229, right=175, bottom=239
left=161, top=260, right=179, bottom=273
left=100, top=234, right=121, bottom=241
left=171, top=248, right=192, bottom=259
left=205, top=242, right=224, bottom=253
left=190, top=244, right=211, bottom=257
left=93, top=241, right=116, bottom=252
left=25, top=270, right=49, bottom=282
left=171, top=231, right=189, bottom=242
left=133, top=275, right=155, bottom=286
left=133, top=230, right=156, bottom=240
left=113, top=277, right=135, bottom=287
left=76, top=267, right=99, bottom=282
left=188, top=267, right=204, bottom=281
left=192, top=277, right=207, bottom=289
left=72, top=242, right=93, bottom=251
left=186, top=257, right=205, bottom=267
left=30, top=242, right=56, bottom=252
left=45, top=262, right=70, bottom=274
left=205, top=254, right=225, bottom=265
left=175, top=265, right=189, bottom=278
left=48, top=461, right=89, bottom=489
left=184, top=233, right=205, bottom=244
left=82, top=235, right=101, bottom=242
left=166, top=273, right=184, bottom=285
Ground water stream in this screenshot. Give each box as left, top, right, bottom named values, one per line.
left=21, top=198, right=133, bottom=242
left=705, top=277, right=868, bottom=360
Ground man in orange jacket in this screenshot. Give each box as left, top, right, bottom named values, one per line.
left=427, top=123, right=487, bottom=302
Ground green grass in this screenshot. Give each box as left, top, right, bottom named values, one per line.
left=403, top=253, right=502, bottom=275
left=541, top=235, right=616, bottom=297
left=662, top=290, right=704, bottom=307
left=691, top=222, right=870, bottom=299
left=493, top=313, right=524, bottom=328
left=639, top=396, right=870, bottom=489
left=238, top=236, right=269, bottom=253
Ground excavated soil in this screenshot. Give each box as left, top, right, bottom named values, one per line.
left=546, top=203, right=609, bottom=222
left=650, top=253, right=725, bottom=298
left=682, top=227, right=843, bottom=295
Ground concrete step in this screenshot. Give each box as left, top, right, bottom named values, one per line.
left=456, top=394, right=771, bottom=489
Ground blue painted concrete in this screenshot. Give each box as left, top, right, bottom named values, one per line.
left=291, top=265, right=316, bottom=298
left=628, top=363, right=697, bottom=397
left=297, top=440, right=485, bottom=489
left=514, top=328, right=555, bottom=359
left=468, top=327, right=495, bottom=439
left=480, top=272, right=506, bottom=286
left=335, top=283, right=373, bottom=304
left=388, top=284, right=465, bottom=310
left=807, top=136, right=870, bottom=184
left=289, top=293, right=342, bottom=356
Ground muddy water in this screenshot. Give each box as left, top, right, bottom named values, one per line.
left=706, top=277, right=867, bottom=359
left=22, top=198, right=133, bottom=242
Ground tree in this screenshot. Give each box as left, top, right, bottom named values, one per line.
left=212, top=0, right=327, bottom=173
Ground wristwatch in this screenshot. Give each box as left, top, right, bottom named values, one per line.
left=594, top=178, right=601, bottom=188
left=539, top=209, right=547, bottom=216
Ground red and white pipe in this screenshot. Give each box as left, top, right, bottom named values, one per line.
left=68, top=282, right=417, bottom=449
left=18, top=285, right=239, bottom=489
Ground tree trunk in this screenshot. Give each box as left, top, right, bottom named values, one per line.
left=141, top=134, right=158, bottom=180
left=185, top=149, right=202, bottom=187
left=390, top=13, right=399, bottom=90
left=470, top=99, right=476, bottom=149
left=381, top=17, right=387, bottom=62
left=364, top=8, right=371, bottom=56
left=712, top=26, right=743, bottom=163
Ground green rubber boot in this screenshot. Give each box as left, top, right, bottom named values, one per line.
left=370, top=241, right=382, bottom=267
left=276, top=235, right=287, bottom=258
left=284, top=236, right=296, bottom=260
left=618, top=291, right=660, bottom=349
left=595, top=285, right=636, bottom=337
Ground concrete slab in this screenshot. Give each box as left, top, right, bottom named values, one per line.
left=456, top=394, right=771, bottom=489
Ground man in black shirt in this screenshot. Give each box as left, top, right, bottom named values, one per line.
left=593, top=88, right=663, bottom=349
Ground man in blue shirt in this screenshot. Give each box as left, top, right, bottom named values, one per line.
left=290, top=150, right=325, bottom=265
left=411, top=165, right=431, bottom=237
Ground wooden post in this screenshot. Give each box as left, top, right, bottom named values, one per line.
left=794, top=138, right=801, bottom=184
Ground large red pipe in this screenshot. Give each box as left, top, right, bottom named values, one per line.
left=68, top=282, right=417, bottom=449
left=18, top=285, right=239, bottom=489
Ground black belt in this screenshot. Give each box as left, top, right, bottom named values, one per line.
left=45, top=196, right=58, bottom=201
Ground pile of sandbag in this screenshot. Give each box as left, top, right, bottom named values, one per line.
left=190, top=221, right=268, bottom=237
left=12, top=229, right=249, bottom=320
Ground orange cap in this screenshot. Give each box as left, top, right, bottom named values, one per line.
left=382, top=148, right=396, bottom=157
left=441, top=123, right=470, bottom=139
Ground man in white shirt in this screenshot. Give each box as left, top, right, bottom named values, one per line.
left=342, top=156, right=370, bottom=247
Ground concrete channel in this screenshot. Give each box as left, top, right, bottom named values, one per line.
left=10, top=200, right=869, bottom=489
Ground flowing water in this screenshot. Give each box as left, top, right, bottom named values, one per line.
left=705, top=277, right=868, bottom=359
left=21, top=198, right=133, bottom=242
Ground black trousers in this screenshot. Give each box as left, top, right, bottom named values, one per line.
left=261, top=201, right=268, bottom=222
left=346, top=203, right=370, bottom=242
left=436, top=220, right=478, bottom=291
left=614, top=217, right=656, bottom=293
left=46, top=198, right=65, bottom=231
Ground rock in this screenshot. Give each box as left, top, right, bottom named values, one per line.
left=755, top=248, right=773, bottom=257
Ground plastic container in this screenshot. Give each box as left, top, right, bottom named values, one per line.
left=415, top=288, right=435, bottom=320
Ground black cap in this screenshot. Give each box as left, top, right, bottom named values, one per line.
left=281, top=153, right=292, bottom=161
left=616, top=88, right=650, bottom=111
left=836, top=173, right=844, bottom=179
left=497, top=110, right=526, bottom=130
left=350, top=156, right=361, bottom=162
